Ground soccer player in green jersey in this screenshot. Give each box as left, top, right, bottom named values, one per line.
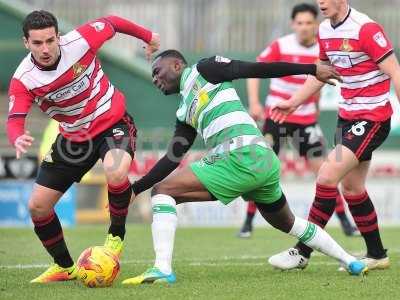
left=122, top=50, right=367, bottom=285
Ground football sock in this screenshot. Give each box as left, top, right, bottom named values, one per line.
left=32, top=210, right=74, bottom=268
left=345, top=191, right=386, bottom=258
left=289, top=216, right=355, bottom=265
left=295, top=184, right=337, bottom=258
left=108, top=178, right=132, bottom=240
left=335, top=193, right=346, bottom=215
left=244, top=201, right=257, bottom=226
left=152, top=194, right=177, bottom=275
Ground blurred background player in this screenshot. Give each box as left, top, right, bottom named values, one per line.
left=270, top=0, right=400, bottom=271
left=7, top=10, right=159, bottom=283
left=239, top=3, right=357, bottom=238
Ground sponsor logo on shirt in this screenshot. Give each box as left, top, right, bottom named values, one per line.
left=47, top=75, right=90, bottom=102
left=340, top=39, right=353, bottom=52
left=73, top=62, right=87, bottom=79
left=90, top=22, right=105, bottom=32
left=373, top=32, right=388, bottom=48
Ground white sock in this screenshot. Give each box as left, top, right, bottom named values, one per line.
left=289, top=217, right=355, bottom=265
left=151, top=194, right=177, bottom=275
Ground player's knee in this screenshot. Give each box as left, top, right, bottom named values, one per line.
left=151, top=182, right=170, bottom=196
left=341, top=182, right=365, bottom=197
left=105, top=169, right=129, bottom=186
left=28, top=198, right=52, bottom=217
left=316, top=173, right=338, bottom=187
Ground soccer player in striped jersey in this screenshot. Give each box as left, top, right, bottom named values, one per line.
left=269, top=0, right=400, bottom=271
left=239, top=3, right=357, bottom=238
left=7, top=10, right=159, bottom=283
left=121, top=50, right=367, bottom=285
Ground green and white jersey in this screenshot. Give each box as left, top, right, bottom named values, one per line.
left=177, top=63, right=269, bottom=154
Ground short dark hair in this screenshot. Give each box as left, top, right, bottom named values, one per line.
left=22, top=10, right=58, bottom=39
left=291, top=3, right=318, bottom=20
left=154, top=49, right=187, bottom=65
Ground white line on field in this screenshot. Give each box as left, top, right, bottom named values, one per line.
left=2, top=249, right=399, bottom=269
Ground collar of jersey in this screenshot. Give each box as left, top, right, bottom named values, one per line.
left=330, top=6, right=351, bottom=30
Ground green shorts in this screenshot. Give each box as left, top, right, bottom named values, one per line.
left=190, top=145, right=282, bottom=205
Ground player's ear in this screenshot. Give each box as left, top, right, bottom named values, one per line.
left=23, top=36, right=29, bottom=50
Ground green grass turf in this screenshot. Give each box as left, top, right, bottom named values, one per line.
left=0, top=225, right=399, bottom=300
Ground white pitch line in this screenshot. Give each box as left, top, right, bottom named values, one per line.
left=2, top=249, right=399, bottom=269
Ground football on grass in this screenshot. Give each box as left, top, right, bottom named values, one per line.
left=76, top=246, right=120, bottom=288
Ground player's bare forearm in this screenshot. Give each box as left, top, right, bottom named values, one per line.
left=291, top=75, right=325, bottom=108
left=247, top=78, right=260, bottom=106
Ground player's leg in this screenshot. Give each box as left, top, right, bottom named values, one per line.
left=242, top=150, right=366, bottom=275
left=271, top=118, right=391, bottom=270
left=30, top=135, right=96, bottom=283
left=238, top=119, right=282, bottom=238
left=238, top=201, right=257, bottom=238
left=308, top=156, right=357, bottom=236
left=254, top=194, right=366, bottom=275
left=99, top=114, right=137, bottom=256
left=122, top=166, right=214, bottom=285
left=269, top=145, right=358, bottom=269
left=295, top=122, right=356, bottom=236
left=341, top=161, right=389, bottom=269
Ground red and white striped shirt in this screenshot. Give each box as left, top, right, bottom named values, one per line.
left=7, top=16, right=152, bottom=144
left=318, top=7, right=393, bottom=122
left=258, top=33, right=319, bottom=125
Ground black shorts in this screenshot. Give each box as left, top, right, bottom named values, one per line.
left=36, top=114, right=137, bottom=193
left=262, top=118, right=326, bottom=159
left=335, top=117, right=391, bottom=162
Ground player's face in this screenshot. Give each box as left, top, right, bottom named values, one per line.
left=23, top=27, right=60, bottom=67
left=316, top=0, right=346, bottom=19
left=152, top=57, right=183, bottom=95
left=291, top=12, right=318, bottom=45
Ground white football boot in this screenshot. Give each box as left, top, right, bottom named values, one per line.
left=268, top=248, right=309, bottom=270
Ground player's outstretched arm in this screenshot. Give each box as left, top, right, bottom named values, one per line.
left=104, top=16, right=160, bottom=60
left=131, top=120, right=197, bottom=196
left=78, top=16, right=160, bottom=60
left=270, top=75, right=325, bottom=124
left=377, top=53, right=400, bottom=103
left=197, top=56, right=341, bottom=85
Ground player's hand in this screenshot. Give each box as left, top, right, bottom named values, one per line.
left=145, top=32, right=160, bottom=61
left=249, top=102, right=265, bottom=121
left=315, top=64, right=342, bottom=86
left=269, top=100, right=297, bottom=124
left=14, top=131, right=34, bottom=159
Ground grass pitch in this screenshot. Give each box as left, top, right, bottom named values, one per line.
left=1, top=225, right=399, bottom=300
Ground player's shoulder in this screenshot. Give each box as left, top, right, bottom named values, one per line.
left=349, top=7, right=375, bottom=27
left=319, top=18, right=332, bottom=33
left=276, top=33, right=296, bottom=45
left=59, top=29, right=85, bottom=47
left=12, top=54, right=35, bottom=82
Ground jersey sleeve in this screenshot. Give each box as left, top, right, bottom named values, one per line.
left=131, top=120, right=197, bottom=195
left=359, top=22, right=393, bottom=64
left=76, top=18, right=116, bottom=52
left=257, top=40, right=280, bottom=62
left=7, top=78, right=34, bottom=145
left=197, top=56, right=316, bottom=84
left=317, top=32, right=329, bottom=61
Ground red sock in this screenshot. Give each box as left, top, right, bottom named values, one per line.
left=335, top=193, right=345, bottom=214
left=344, top=191, right=386, bottom=258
